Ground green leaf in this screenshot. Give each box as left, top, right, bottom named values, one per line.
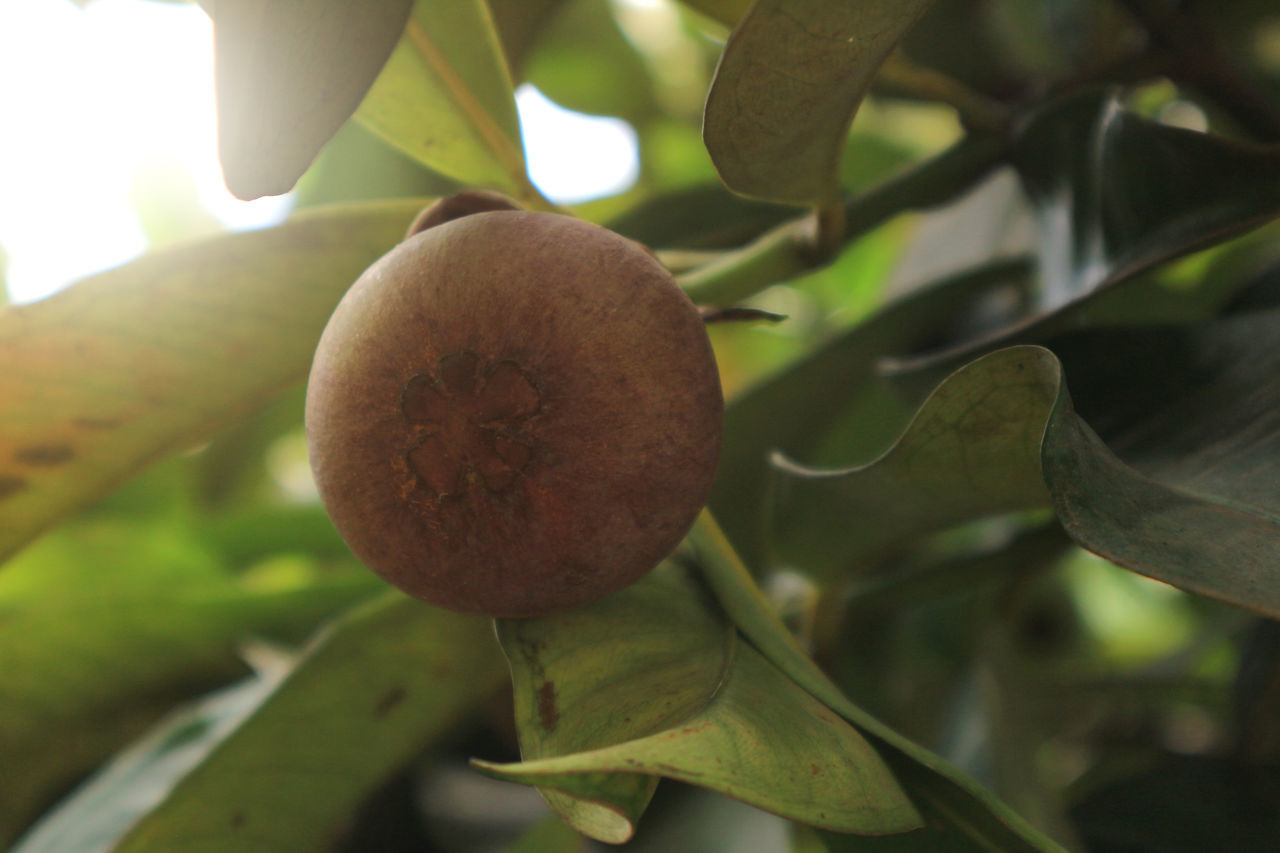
left=703, top=0, right=934, bottom=205
left=356, top=0, right=541, bottom=204
left=1014, top=90, right=1280, bottom=302
left=1042, top=308, right=1280, bottom=619
left=209, top=0, right=415, bottom=199
left=778, top=318, right=1280, bottom=616
left=0, top=521, right=375, bottom=846
left=13, top=677, right=276, bottom=853
left=103, top=594, right=505, bottom=853
left=0, top=199, right=421, bottom=564
left=880, top=92, right=1280, bottom=393
left=711, top=258, right=1031, bottom=567
left=769, top=344, right=1057, bottom=574
left=476, top=562, right=920, bottom=844
left=608, top=185, right=795, bottom=251
left=688, top=513, right=1068, bottom=852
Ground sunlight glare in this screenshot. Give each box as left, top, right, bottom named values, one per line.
left=0, top=0, right=291, bottom=304
left=516, top=84, right=640, bottom=205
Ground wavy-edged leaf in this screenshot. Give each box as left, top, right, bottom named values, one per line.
left=711, top=258, right=1031, bottom=567
left=0, top=199, right=422, bottom=564
left=1043, top=307, right=1280, bottom=618
left=356, top=0, right=539, bottom=203
left=209, top=0, right=414, bottom=199
left=882, top=91, right=1280, bottom=388
left=703, top=0, right=934, bottom=205
left=688, top=513, right=1068, bottom=852
left=0, top=521, right=375, bottom=846
left=1015, top=90, right=1280, bottom=304
left=777, top=327, right=1280, bottom=616
left=477, top=562, right=920, bottom=844
left=101, top=594, right=505, bottom=853
left=769, top=345, right=1056, bottom=575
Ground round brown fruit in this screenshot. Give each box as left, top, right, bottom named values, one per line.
left=305, top=208, right=723, bottom=618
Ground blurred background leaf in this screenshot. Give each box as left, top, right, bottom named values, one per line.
left=0, top=519, right=377, bottom=846
left=29, top=594, right=506, bottom=853
left=0, top=200, right=419, bottom=563
left=356, top=0, right=541, bottom=204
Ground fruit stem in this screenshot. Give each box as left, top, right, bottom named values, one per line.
left=679, top=132, right=1010, bottom=306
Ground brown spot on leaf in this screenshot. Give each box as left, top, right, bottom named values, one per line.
left=537, top=681, right=559, bottom=731
left=14, top=444, right=74, bottom=466
left=0, top=476, right=27, bottom=500
left=374, top=685, right=408, bottom=718
left=229, top=812, right=246, bottom=829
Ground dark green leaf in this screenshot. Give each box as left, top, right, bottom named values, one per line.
left=703, top=0, right=934, bottom=204
left=1014, top=90, right=1280, bottom=302
left=1043, top=308, right=1280, bottom=618
left=1071, top=754, right=1280, bottom=853
left=0, top=199, right=421, bottom=564
left=608, top=185, right=795, bottom=251
left=210, top=0, right=414, bottom=199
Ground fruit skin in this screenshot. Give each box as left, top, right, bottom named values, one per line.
left=306, top=209, right=723, bottom=618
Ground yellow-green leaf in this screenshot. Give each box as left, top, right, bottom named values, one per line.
left=357, top=0, right=541, bottom=204
left=477, top=562, right=920, bottom=844
left=0, top=200, right=422, bottom=565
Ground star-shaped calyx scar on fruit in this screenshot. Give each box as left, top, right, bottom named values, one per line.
left=400, top=350, right=541, bottom=499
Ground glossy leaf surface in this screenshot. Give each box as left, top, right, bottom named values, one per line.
left=1015, top=90, right=1280, bottom=304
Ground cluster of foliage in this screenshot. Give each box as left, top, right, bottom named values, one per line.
left=5, top=0, right=1280, bottom=850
